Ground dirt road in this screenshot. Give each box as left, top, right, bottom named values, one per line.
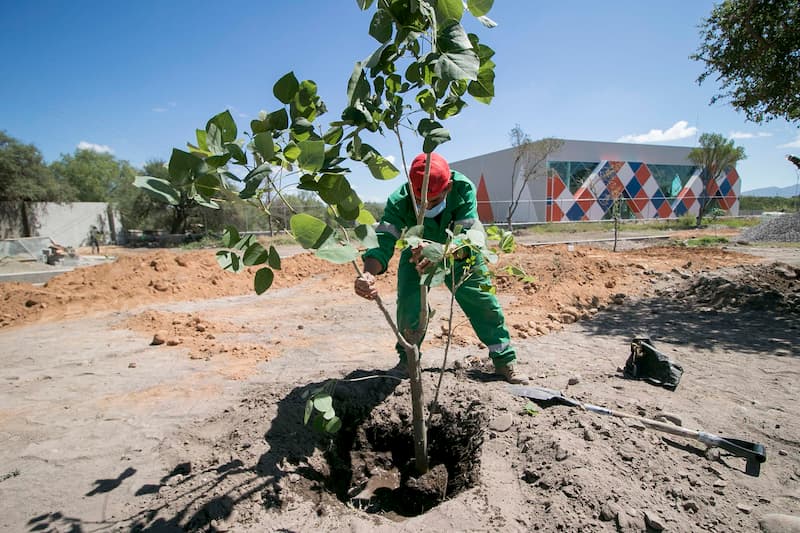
left=0, top=231, right=798, bottom=532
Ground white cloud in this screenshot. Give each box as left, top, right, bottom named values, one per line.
left=77, top=141, right=113, bottom=154
left=152, top=102, right=176, bottom=113
left=778, top=135, right=800, bottom=149
left=730, top=131, right=773, bottom=139
left=617, top=120, right=697, bottom=143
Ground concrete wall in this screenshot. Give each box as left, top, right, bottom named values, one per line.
left=0, top=202, right=121, bottom=249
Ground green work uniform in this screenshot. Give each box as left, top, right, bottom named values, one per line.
left=363, top=171, right=516, bottom=367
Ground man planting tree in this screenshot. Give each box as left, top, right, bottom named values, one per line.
left=354, top=152, right=529, bottom=385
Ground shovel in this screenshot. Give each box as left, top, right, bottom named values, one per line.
left=508, top=385, right=767, bottom=477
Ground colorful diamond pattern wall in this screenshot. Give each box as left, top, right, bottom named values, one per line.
left=546, top=161, right=740, bottom=222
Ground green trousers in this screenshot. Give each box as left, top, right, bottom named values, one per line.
left=395, top=250, right=516, bottom=367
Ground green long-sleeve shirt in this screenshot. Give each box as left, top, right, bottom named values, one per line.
left=363, top=170, right=480, bottom=273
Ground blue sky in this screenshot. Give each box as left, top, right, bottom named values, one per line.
left=2, top=1, right=798, bottom=201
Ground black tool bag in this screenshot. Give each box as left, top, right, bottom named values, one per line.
left=623, top=336, right=683, bottom=390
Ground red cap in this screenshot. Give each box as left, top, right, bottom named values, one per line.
left=409, top=153, right=451, bottom=199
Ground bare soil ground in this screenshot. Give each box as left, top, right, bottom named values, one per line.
left=0, top=228, right=798, bottom=532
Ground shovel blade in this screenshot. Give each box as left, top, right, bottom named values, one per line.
left=507, top=385, right=581, bottom=406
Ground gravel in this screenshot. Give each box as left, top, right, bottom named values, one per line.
left=740, top=212, right=800, bottom=242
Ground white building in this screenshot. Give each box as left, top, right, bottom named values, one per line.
left=451, top=139, right=741, bottom=224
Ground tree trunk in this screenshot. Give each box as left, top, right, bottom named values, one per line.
left=20, top=202, right=31, bottom=238
left=404, top=342, right=428, bottom=473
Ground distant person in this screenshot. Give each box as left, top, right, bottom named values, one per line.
left=354, top=152, right=529, bottom=384
left=89, top=226, right=101, bottom=255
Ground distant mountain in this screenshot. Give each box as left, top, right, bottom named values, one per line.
left=741, top=184, right=799, bottom=197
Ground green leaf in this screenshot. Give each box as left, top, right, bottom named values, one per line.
left=417, top=117, right=443, bottom=137
left=315, top=237, right=360, bottom=264
left=304, top=399, right=314, bottom=424
left=290, top=213, right=333, bottom=249
left=253, top=132, right=275, bottom=160
left=434, top=22, right=480, bottom=81
left=168, top=148, right=203, bottom=184
left=323, top=126, right=343, bottom=145
left=364, top=153, right=400, bottom=180
left=133, top=176, right=180, bottom=206
left=313, top=394, right=333, bottom=412
left=423, top=127, right=451, bottom=153
left=206, top=124, right=223, bottom=154
left=436, top=0, right=463, bottom=23
left=234, top=233, right=255, bottom=251
left=356, top=0, right=374, bottom=9
left=216, top=250, right=242, bottom=272
left=415, top=89, right=436, bottom=114
left=243, top=242, right=269, bottom=266
left=266, top=108, right=289, bottom=131
left=222, top=226, right=240, bottom=247
left=206, top=110, right=237, bottom=143
left=297, top=140, right=325, bottom=172
left=406, top=225, right=424, bottom=239
left=274, top=72, right=299, bottom=104
left=195, top=129, right=209, bottom=151
left=421, top=242, right=444, bottom=264
left=436, top=95, right=466, bottom=119
left=468, top=67, right=495, bottom=103
left=369, top=9, right=393, bottom=43
left=206, top=153, right=231, bottom=169
left=267, top=245, right=281, bottom=270
left=465, top=228, right=486, bottom=248
left=325, top=416, right=342, bottom=433
left=225, top=142, right=247, bottom=164
left=499, top=232, right=515, bottom=253
left=355, top=223, right=379, bottom=249
left=195, top=173, right=221, bottom=198
left=356, top=208, right=376, bottom=225
left=283, top=142, right=301, bottom=161
left=347, top=62, right=370, bottom=104
left=423, top=268, right=447, bottom=288
left=505, top=265, right=526, bottom=277
left=467, top=0, right=493, bottom=17
left=254, top=267, right=274, bottom=295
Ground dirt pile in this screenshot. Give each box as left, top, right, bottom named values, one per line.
left=658, top=262, right=800, bottom=314
left=740, top=212, right=800, bottom=242
left=0, top=249, right=342, bottom=329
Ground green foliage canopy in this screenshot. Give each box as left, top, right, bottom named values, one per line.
left=0, top=131, right=63, bottom=202
left=50, top=148, right=136, bottom=202
left=692, top=0, right=800, bottom=123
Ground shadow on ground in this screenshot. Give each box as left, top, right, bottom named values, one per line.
left=579, top=295, right=798, bottom=358
left=26, top=368, right=401, bottom=533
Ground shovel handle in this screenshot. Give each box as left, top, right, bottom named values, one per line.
left=585, top=404, right=767, bottom=466
left=583, top=404, right=701, bottom=440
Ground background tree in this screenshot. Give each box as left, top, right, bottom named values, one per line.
left=0, top=131, right=63, bottom=202
left=507, top=125, right=562, bottom=230
left=0, top=131, right=65, bottom=236
left=688, top=133, right=746, bottom=226
left=691, top=0, right=800, bottom=124
left=50, top=148, right=136, bottom=202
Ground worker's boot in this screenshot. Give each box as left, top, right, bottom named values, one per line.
left=494, top=363, right=529, bottom=385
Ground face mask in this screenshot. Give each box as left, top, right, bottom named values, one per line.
left=424, top=197, right=447, bottom=218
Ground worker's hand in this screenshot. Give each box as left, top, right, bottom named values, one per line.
left=355, top=272, right=378, bottom=300
left=410, top=245, right=432, bottom=275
